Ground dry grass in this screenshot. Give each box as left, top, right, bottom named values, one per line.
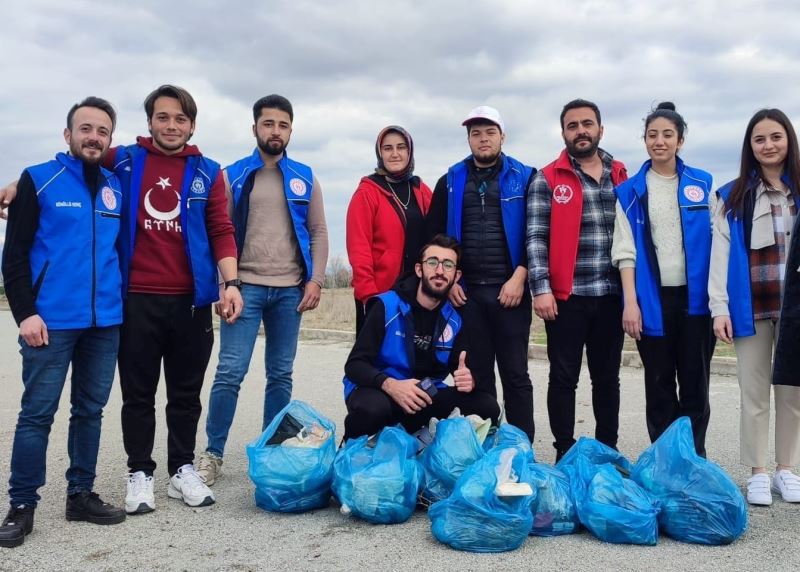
left=301, top=287, right=357, bottom=331
left=0, top=289, right=735, bottom=358
left=306, top=288, right=736, bottom=358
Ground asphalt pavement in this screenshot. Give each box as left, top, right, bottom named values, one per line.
left=0, top=309, right=798, bottom=571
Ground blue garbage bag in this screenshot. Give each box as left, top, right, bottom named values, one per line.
left=332, top=426, right=422, bottom=524
left=246, top=401, right=336, bottom=513
left=483, top=423, right=535, bottom=463
left=556, top=436, right=633, bottom=477
left=420, top=417, right=484, bottom=503
left=631, top=417, right=748, bottom=545
left=429, top=448, right=534, bottom=553
left=570, top=458, right=660, bottom=545
left=524, top=463, right=579, bottom=536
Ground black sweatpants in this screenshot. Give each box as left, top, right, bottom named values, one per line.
left=461, top=284, right=535, bottom=440
left=119, top=293, right=214, bottom=476
left=545, top=294, right=624, bottom=457
left=344, top=386, right=500, bottom=440
left=636, top=286, right=714, bottom=457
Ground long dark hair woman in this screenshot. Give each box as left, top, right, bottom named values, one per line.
left=708, top=108, right=800, bottom=506
left=346, top=126, right=432, bottom=333
left=611, top=102, right=715, bottom=456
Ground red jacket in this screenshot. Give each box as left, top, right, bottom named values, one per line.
left=346, top=177, right=432, bottom=302
left=541, top=149, right=627, bottom=300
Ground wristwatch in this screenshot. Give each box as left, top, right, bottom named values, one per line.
left=224, top=279, right=243, bottom=290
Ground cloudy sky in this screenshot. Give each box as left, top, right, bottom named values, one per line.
left=2, top=0, right=799, bottom=261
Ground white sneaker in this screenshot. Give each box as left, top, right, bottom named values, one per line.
left=125, top=471, right=155, bottom=515
left=168, top=464, right=215, bottom=507
left=772, top=470, right=800, bottom=502
left=746, top=473, right=773, bottom=506
left=195, top=451, right=223, bottom=486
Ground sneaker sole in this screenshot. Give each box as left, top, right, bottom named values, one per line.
left=771, top=486, right=800, bottom=502
left=167, top=484, right=215, bottom=507
left=66, top=511, right=127, bottom=525
left=0, top=533, right=26, bottom=548
left=746, top=495, right=773, bottom=506
left=125, top=501, right=155, bottom=515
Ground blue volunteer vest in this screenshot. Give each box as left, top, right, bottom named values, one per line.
left=714, top=176, right=797, bottom=338
left=341, top=290, right=462, bottom=399
left=25, top=152, right=123, bottom=329
left=113, top=144, right=221, bottom=307
left=445, top=154, right=534, bottom=270
left=225, top=149, right=314, bottom=282
left=614, top=158, right=713, bottom=336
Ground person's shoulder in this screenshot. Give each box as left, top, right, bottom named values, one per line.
left=681, top=163, right=713, bottom=184
left=283, top=153, right=314, bottom=173
left=502, top=153, right=534, bottom=172
left=23, top=156, right=59, bottom=174
left=356, top=175, right=383, bottom=193
left=195, top=153, right=221, bottom=171
left=715, top=179, right=738, bottom=199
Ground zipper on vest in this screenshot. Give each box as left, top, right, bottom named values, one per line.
left=92, top=201, right=97, bottom=326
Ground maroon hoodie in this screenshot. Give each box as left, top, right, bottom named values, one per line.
left=105, top=137, right=236, bottom=295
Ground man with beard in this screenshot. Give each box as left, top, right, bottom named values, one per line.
left=1, top=97, right=125, bottom=548
left=0, top=86, right=243, bottom=514
left=425, top=106, right=536, bottom=442
left=341, top=234, right=500, bottom=439
left=526, top=99, right=628, bottom=462
left=195, top=95, right=328, bottom=486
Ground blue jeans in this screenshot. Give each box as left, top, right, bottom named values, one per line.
left=8, top=326, right=120, bottom=506
left=205, top=284, right=303, bottom=457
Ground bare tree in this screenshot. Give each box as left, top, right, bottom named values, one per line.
left=324, top=255, right=352, bottom=289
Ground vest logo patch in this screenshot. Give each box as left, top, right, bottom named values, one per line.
left=440, top=324, right=454, bottom=343
left=101, top=187, right=117, bottom=210
left=191, top=176, right=206, bottom=194
left=289, top=178, right=307, bottom=196
left=553, top=184, right=574, bottom=204
left=683, top=185, right=704, bottom=203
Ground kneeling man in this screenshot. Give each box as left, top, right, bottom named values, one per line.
left=342, top=234, right=500, bottom=439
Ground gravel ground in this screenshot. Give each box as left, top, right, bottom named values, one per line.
left=0, top=309, right=798, bottom=571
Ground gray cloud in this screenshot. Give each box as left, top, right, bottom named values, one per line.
left=2, top=0, right=800, bottom=259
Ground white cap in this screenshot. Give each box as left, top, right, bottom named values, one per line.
left=462, top=105, right=505, bottom=133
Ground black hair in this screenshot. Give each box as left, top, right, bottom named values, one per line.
left=419, top=234, right=462, bottom=265
left=644, top=101, right=687, bottom=140
left=560, top=98, right=601, bottom=128
left=143, top=84, right=197, bottom=122
left=253, top=94, right=294, bottom=122
left=725, top=108, right=800, bottom=215
left=66, top=96, right=117, bottom=132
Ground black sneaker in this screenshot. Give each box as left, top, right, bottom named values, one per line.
left=65, top=491, right=126, bottom=525
left=0, top=504, right=34, bottom=548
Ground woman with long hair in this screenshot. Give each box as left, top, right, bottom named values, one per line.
left=612, top=102, right=715, bottom=456
left=346, top=126, right=432, bottom=333
left=709, top=108, right=800, bottom=505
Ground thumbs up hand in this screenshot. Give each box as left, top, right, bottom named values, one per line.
left=453, top=351, right=474, bottom=393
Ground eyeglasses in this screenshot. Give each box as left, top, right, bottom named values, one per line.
left=422, top=257, right=457, bottom=271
